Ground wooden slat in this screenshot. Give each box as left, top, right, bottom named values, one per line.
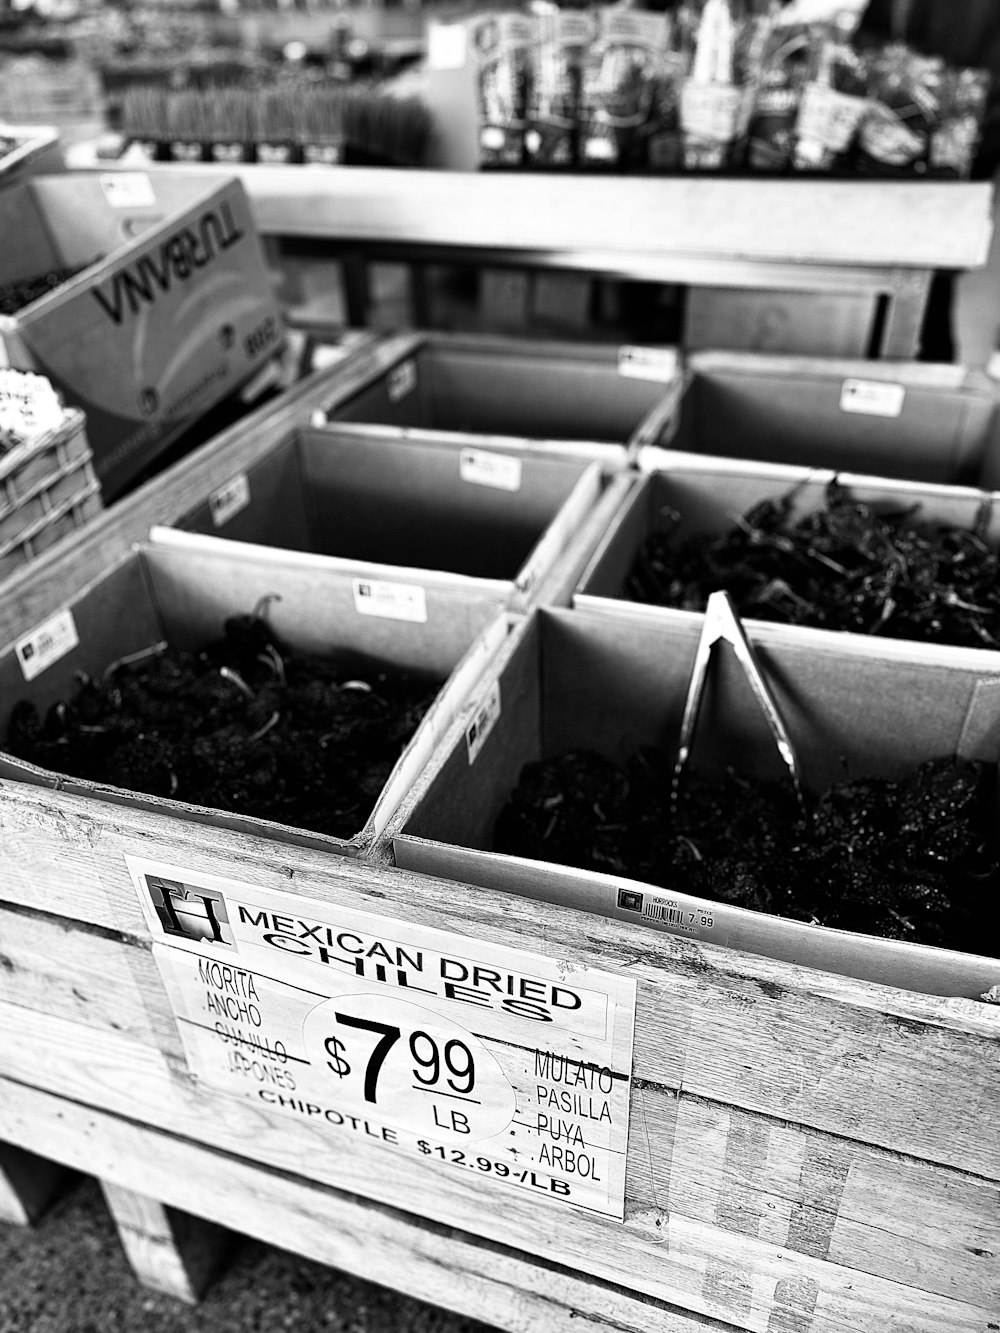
left=0, top=1008, right=995, bottom=1333
left=100, top=1180, right=235, bottom=1303
left=1, top=783, right=998, bottom=1184
left=3, top=904, right=997, bottom=1313
left=0, top=1142, right=72, bottom=1226
left=0, top=1079, right=737, bottom=1333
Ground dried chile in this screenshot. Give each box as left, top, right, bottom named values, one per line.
left=495, top=747, right=997, bottom=954
left=4, top=608, right=441, bottom=840
left=625, top=479, right=1000, bottom=650
left=0, top=263, right=96, bottom=316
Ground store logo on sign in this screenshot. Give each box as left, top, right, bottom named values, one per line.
left=145, top=876, right=235, bottom=947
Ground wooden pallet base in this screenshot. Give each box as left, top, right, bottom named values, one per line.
left=0, top=1142, right=73, bottom=1226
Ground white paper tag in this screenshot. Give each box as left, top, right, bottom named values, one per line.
left=353, top=578, right=427, bottom=623
left=839, top=379, right=906, bottom=418
left=617, top=346, right=679, bottom=384
left=99, top=172, right=157, bottom=209
left=127, top=856, right=637, bottom=1221
left=208, top=473, right=251, bottom=528
left=466, top=681, right=502, bottom=765
left=387, top=359, right=418, bottom=404
left=15, top=609, right=79, bottom=682
left=459, top=448, right=523, bottom=492
left=0, top=368, right=64, bottom=444
left=427, top=21, right=468, bottom=70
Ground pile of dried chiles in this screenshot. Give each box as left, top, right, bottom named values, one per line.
left=4, top=603, right=441, bottom=839
left=0, top=263, right=95, bottom=316
left=495, top=747, right=999, bottom=952
left=626, top=479, right=1000, bottom=649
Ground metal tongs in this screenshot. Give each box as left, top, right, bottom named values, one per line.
left=672, top=590, right=806, bottom=814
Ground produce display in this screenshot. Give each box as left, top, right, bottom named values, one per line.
left=0, top=263, right=95, bottom=317
left=624, top=479, right=1000, bottom=648
left=4, top=601, right=441, bottom=840
left=475, top=0, right=989, bottom=175
left=495, top=746, right=997, bottom=953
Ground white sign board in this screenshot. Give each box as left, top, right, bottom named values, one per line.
left=127, top=858, right=637, bottom=1220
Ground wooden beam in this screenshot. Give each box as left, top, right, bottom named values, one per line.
left=0, top=1143, right=72, bottom=1226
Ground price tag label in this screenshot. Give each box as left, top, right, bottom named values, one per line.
left=15, top=609, right=79, bottom=682
left=387, top=359, right=418, bottom=404
left=459, top=448, right=522, bottom=492
left=466, top=681, right=501, bottom=764
left=617, top=346, right=678, bottom=384
left=839, top=378, right=906, bottom=418
left=208, top=472, right=251, bottom=527
left=353, top=578, right=428, bottom=624
left=128, top=858, right=637, bottom=1219
left=99, top=172, right=158, bottom=209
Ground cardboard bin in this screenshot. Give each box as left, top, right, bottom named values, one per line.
left=0, top=537, right=507, bottom=857
left=0, top=123, right=63, bottom=187
left=392, top=603, right=1000, bottom=998
left=158, top=422, right=620, bottom=612
left=316, top=332, right=676, bottom=461
left=654, top=352, right=1000, bottom=485
left=575, top=450, right=1000, bottom=669
left=0, top=171, right=283, bottom=501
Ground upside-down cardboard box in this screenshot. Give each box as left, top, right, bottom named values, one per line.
left=0, top=170, right=283, bottom=501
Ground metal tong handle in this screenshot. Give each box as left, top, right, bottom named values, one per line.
left=671, top=590, right=806, bottom=813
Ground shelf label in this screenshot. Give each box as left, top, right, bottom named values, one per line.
left=839, top=378, right=906, bottom=418
left=127, top=857, right=636, bottom=1220
left=466, top=681, right=501, bottom=764
left=618, top=345, right=678, bottom=383
left=15, top=609, right=79, bottom=682
left=460, top=448, right=522, bottom=492
left=353, top=578, right=427, bottom=623
left=387, top=359, right=417, bottom=404
left=209, top=472, right=251, bottom=527
left=100, top=172, right=157, bottom=209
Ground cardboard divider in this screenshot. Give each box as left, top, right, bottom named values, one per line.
left=0, top=541, right=509, bottom=855
left=392, top=605, right=1000, bottom=997
left=575, top=452, right=1000, bottom=669
left=160, top=423, right=606, bottom=611
left=320, top=334, right=677, bottom=447
left=654, top=354, right=1000, bottom=486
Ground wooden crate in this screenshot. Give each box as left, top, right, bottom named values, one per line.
left=0, top=408, right=102, bottom=582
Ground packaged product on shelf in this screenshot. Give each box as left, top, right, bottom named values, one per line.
left=743, top=22, right=812, bottom=170
left=855, top=42, right=944, bottom=176
left=475, top=12, right=534, bottom=168
left=930, top=64, right=990, bottom=179
left=678, top=0, right=745, bottom=170
left=524, top=9, right=596, bottom=169
left=792, top=19, right=870, bottom=171
left=579, top=9, right=672, bottom=171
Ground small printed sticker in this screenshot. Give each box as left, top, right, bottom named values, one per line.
left=466, top=681, right=501, bottom=765
left=99, top=172, right=157, bottom=209
left=427, top=21, right=467, bottom=70
left=353, top=578, right=427, bottom=624
left=208, top=473, right=251, bottom=527
left=839, top=379, right=906, bottom=418
left=459, top=448, right=523, bottom=492
left=15, top=609, right=79, bottom=682
left=618, top=346, right=679, bottom=383
left=387, top=359, right=417, bottom=404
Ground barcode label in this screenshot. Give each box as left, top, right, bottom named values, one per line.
left=387, top=359, right=417, bottom=404
left=839, top=379, right=906, bottom=418
left=352, top=578, right=427, bottom=623
left=209, top=473, right=250, bottom=527
left=460, top=448, right=522, bottom=492
left=643, top=900, right=687, bottom=927
left=618, top=345, right=679, bottom=383
left=16, top=609, right=79, bottom=682
left=100, top=172, right=157, bottom=208
left=466, top=681, right=501, bottom=765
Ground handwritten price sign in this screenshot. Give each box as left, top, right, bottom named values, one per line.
left=303, top=992, right=517, bottom=1141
